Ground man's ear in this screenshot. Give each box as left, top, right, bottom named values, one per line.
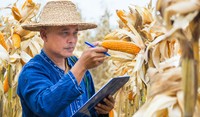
left=40, top=28, right=47, bottom=42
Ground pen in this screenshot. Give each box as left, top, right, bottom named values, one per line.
left=84, top=41, right=110, bottom=56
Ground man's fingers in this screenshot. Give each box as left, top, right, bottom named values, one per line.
left=95, top=104, right=109, bottom=114
left=92, top=41, right=100, bottom=46
left=95, top=95, right=115, bottom=115
left=108, top=95, right=115, bottom=104
left=92, top=47, right=108, bottom=53
left=103, top=96, right=115, bottom=108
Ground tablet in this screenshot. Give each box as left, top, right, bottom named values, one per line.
left=72, top=75, right=130, bottom=117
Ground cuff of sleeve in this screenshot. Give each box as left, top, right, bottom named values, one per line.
left=66, top=70, right=83, bottom=94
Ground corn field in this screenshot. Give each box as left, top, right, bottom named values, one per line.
left=0, top=0, right=200, bottom=117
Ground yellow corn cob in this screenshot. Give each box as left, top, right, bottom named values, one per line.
left=4, top=64, right=11, bottom=94
left=101, top=40, right=140, bottom=55
left=12, top=33, right=21, bottom=49
left=0, top=32, right=8, bottom=50
left=116, top=10, right=127, bottom=24
left=109, top=110, right=114, bottom=117
left=3, top=76, right=9, bottom=93
left=12, top=4, right=22, bottom=21
left=22, top=0, right=35, bottom=9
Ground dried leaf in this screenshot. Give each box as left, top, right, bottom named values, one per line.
left=31, top=39, right=42, bottom=53
left=9, top=53, right=20, bottom=63
left=20, top=0, right=40, bottom=23
left=159, top=55, right=180, bottom=70
left=152, top=44, right=160, bottom=69
left=133, top=50, right=145, bottom=72
left=15, top=26, right=31, bottom=37
left=0, top=45, right=9, bottom=61
left=164, top=0, right=200, bottom=28
left=116, top=29, right=143, bottom=48
left=20, top=51, right=31, bottom=63
left=0, top=81, right=3, bottom=96
left=133, top=95, right=177, bottom=117
left=168, top=103, right=182, bottom=117
left=159, top=40, right=169, bottom=60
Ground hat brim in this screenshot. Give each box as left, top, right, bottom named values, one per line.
left=21, top=22, right=97, bottom=31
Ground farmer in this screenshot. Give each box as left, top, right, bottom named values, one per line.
left=17, top=0, right=115, bottom=117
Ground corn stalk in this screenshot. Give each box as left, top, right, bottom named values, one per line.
left=181, top=38, right=197, bottom=117
left=181, top=12, right=200, bottom=117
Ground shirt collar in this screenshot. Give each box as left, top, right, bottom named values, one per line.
left=40, top=49, right=76, bottom=74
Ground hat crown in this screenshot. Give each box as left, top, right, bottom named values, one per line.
left=39, top=0, right=81, bottom=23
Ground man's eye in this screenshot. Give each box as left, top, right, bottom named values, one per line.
left=60, top=32, right=69, bottom=36
left=73, top=32, right=78, bottom=36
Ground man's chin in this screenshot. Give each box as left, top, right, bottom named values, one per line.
left=63, top=53, right=73, bottom=58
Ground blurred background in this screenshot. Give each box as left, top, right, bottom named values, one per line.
left=0, top=0, right=156, bottom=28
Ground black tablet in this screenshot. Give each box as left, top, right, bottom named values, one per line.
left=72, top=75, right=130, bottom=117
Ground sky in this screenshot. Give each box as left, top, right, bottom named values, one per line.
left=0, top=0, right=156, bottom=28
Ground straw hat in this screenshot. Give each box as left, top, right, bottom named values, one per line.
left=21, top=0, right=97, bottom=31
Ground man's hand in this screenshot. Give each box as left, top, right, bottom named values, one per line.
left=78, top=45, right=108, bottom=70
left=71, top=42, right=108, bottom=84
left=95, top=95, right=115, bottom=115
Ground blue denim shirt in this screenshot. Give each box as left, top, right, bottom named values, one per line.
left=17, top=50, right=96, bottom=117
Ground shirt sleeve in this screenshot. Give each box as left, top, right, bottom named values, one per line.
left=17, top=62, right=83, bottom=117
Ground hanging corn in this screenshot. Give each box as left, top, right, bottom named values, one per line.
left=0, top=32, right=8, bottom=51
left=101, top=40, right=140, bottom=55
left=12, top=33, right=21, bottom=49
left=11, top=3, right=22, bottom=21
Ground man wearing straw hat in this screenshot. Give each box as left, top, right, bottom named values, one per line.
left=17, top=0, right=115, bottom=117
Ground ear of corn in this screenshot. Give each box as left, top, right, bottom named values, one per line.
left=101, top=40, right=141, bottom=55
left=3, top=64, right=11, bottom=94
left=22, top=0, right=34, bottom=9
left=116, top=10, right=127, bottom=24
left=3, top=76, right=9, bottom=93
left=109, top=110, right=114, bottom=117
left=11, top=4, right=22, bottom=21
left=0, top=32, right=8, bottom=51
left=12, top=33, right=21, bottom=49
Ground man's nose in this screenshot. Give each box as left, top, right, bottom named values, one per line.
left=67, top=35, right=77, bottom=43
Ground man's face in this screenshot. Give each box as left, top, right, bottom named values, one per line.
left=42, top=25, right=78, bottom=58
